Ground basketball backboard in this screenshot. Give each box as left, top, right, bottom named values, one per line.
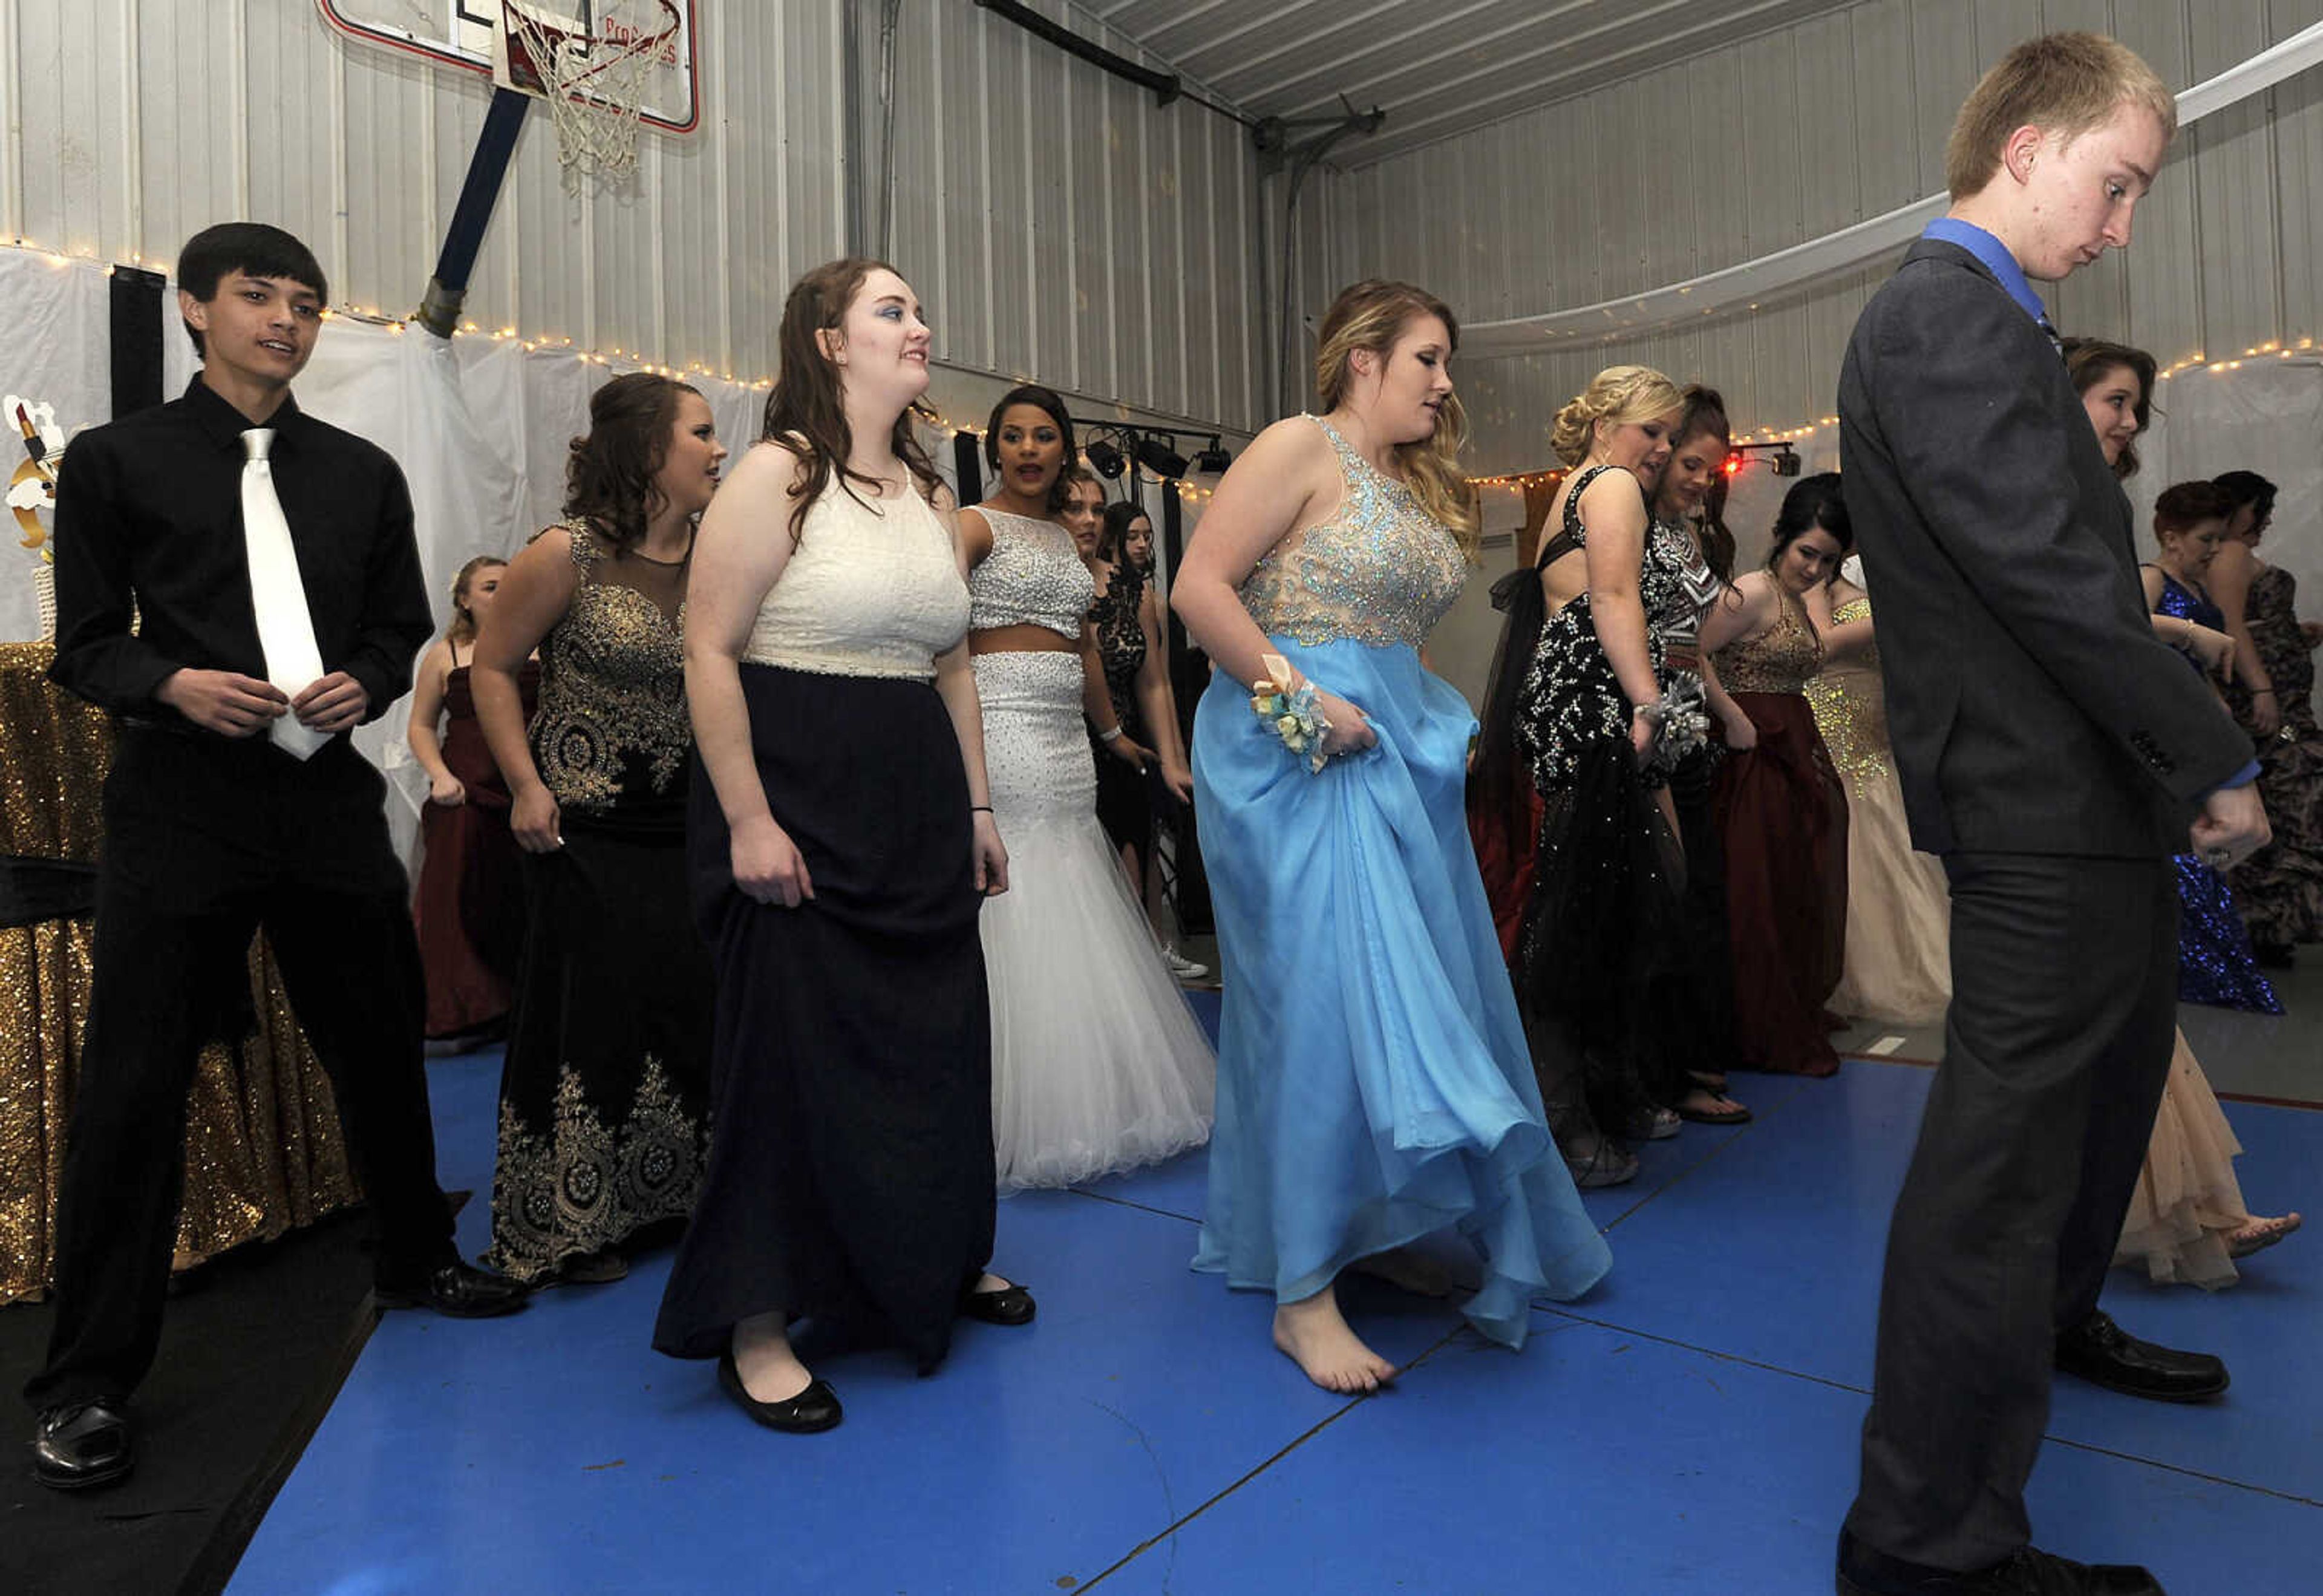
left=316, top=1, right=701, bottom=133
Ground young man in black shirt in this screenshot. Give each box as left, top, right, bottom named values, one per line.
left=28, top=222, right=527, bottom=1493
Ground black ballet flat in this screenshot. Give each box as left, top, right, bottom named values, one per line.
left=958, top=1278, right=1037, bottom=1327
left=716, top=1351, right=842, bottom=1433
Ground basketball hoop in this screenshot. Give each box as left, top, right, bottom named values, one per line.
left=497, top=0, right=681, bottom=186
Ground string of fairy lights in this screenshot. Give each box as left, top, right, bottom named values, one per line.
left=1472, top=337, right=2321, bottom=489
left=6, top=237, right=2315, bottom=509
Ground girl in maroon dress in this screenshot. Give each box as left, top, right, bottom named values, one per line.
left=408, top=556, right=536, bottom=1039
left=1701, top=474, right=1852, bottom=1076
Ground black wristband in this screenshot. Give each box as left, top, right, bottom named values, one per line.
left=970, top=805, right=993, bottom=813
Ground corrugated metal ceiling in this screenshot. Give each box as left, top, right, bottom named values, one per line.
left=1083, top=0, right=1874, bottom=166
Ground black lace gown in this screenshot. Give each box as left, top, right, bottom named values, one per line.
left=484, top=523, right=714, bottom=1282
left=1086, top=563, right=1154, bottom=859
left=1513, top=465, right=1707, bottom=1134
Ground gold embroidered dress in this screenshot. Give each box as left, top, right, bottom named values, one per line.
left=484, top=523, right=712, bottom=1281
left=1, top=644, right=359, bottom=1303
left=1803, top=596, right=1951, bottom=1026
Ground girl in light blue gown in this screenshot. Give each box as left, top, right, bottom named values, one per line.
left=1171, top=280, right=1612, bottom=1393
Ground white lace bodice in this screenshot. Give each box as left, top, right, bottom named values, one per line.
left=742, top=480, right=969, bottom=681
left=968, top=506, right=1094, bottom=639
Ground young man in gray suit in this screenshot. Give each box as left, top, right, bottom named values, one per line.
left=1833, top=33, right=2269, bottom=1596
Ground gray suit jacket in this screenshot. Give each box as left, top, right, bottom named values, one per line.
left=1837, top=238, right=2250, bottom=858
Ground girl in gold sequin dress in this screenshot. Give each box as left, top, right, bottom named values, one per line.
left=1804, top=565, right=1952, bottom=1027
left=1702, top=476, right=1851, bottom=1077
left=469, top=374, right=722, bottom=1285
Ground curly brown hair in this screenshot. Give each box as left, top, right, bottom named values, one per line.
left=762, top=257, right=944, bottom=547
left=563, top=372, right=702, bottom=553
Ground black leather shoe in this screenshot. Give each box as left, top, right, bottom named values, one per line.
left=717, top=1352, right=841, bottom=1433
left=1838, top=1529, right=2164, bottom=1594
left=374, top=1260, right=531, bottom=1319
left=2054, top=1309, right=2227, bottom=1402
left=31, top=1399, right=134, bottom=1491
left=958, top=1278, right=1036, bottom=1326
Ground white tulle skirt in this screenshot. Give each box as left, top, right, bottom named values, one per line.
left=973, top=650, right=1215, bottom=1191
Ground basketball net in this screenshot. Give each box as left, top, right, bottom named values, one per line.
left=499, top=1, right=678, bottom=187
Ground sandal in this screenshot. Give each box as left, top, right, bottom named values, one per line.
left=1563, top=1140, right=1639, bottom=1189
left=1675, top=1090, right=1753, bottom=1127
left=2225, top=1211, right=2302, bottom=1259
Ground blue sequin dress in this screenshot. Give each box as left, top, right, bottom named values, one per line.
left=2151, top=571, right=2283, bottom=1013
left=1188, top=416, right=1613, bottom=1346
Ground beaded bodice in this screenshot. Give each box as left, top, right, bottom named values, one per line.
left=1802, top=597, right=1890, bottom=797
left=1238, top=415, right=1466, bottom=649
left=743, top=479, right=969, bottom=682
left=1711, top=584, right=1823, bottom=695
left=1654, top=515, right=1727, bottom=660
left=969, top=507, right=1094, bottom=639
left=1515, top=465, right=1702, bottom=794
left=531, top=522, right=691, bottom=815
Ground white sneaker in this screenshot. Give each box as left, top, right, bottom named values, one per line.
left=1161, top=944, right=1209, bottom=981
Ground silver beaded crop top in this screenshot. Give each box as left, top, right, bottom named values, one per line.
left=742, top=477, right=970, bottom=682
left=1237, top=415, right=1467, bottom=649
left=967, top=506, right=1095, bottom=639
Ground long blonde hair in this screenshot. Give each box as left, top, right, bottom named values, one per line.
left=1313, top=280, right=1479, bottom=552
left=445, top=555, right=506, bottom=647
left=1549, top=365, right=1685, bottom=467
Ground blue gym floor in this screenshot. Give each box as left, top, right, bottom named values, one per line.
left=228, top=996, right=2322, bottom=1595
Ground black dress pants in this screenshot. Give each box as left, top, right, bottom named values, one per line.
left=1844, top=852, right=2180, bottom=1570
left=23, top=730, right=455, bottom=1411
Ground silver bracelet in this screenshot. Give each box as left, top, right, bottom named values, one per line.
left=1099, top=725, right=1124, bottom=743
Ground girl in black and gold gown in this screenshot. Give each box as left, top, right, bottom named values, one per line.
left=469, top=373, right=726, bottom=1285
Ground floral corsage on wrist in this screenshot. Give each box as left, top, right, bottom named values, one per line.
left=1638, top=672, right=1714, bottom=772
left=1250, top=652, right=1333, bottom=774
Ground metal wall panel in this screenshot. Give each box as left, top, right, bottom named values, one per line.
left=1304, top=0, right=2323, bottom=473
left=879, top=0, right=1261, bottom=431
left=4, top=0, right=1267, bottom=433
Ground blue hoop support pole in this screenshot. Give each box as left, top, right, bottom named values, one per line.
left=415, top=87, right=532, bottom=338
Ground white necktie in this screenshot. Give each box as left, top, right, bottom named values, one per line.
left=241, top=428, right=330, bottom=759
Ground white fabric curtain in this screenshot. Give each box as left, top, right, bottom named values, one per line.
left=8, top=266, right=772, bottom=865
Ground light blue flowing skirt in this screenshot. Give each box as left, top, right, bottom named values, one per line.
left=1189, top=638, right=1612, bottom=1347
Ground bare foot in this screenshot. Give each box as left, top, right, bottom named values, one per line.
left=731, top=1311, right=814, bottom=1403
left=1273, top=1286, right=1397, bottom=1395
left=2226, top=1211, right=2302, bottom=1259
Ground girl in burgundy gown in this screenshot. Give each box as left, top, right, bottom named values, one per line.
left=1701, top=475, right=1852, bottom=1076
left=408, top=556, right=536, bottom=1039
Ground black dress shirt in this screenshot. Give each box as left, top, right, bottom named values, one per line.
left=48, top=377, right=431, bottom=730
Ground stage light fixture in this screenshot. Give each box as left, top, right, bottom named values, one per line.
left=1192, top=437, right=1232, bottom=474
left=1085, top=437, right=1126, bottom=479
left=1772, top=445, right=1802, bottom=477
left=1722, top=453, right=1743, bottom=477
left=1136, top=436, right=1190, bottom=478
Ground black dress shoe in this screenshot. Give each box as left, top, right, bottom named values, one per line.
left=374, top=1259, right=531, bottom=1319
left=958, top=1278, right=1036, bottom=1326
left=1838, top=1529, right=2164, bottom=1594
left=31, top=1399, right=134, bottom=1491
left=2054, top=1309, right=2227, bottom=1402
left=716, top=1352, right=841, bottom=1433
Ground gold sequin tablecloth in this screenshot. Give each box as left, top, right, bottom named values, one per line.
left=1, top=642, right=359, bottom=1306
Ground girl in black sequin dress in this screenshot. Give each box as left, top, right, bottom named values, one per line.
left=1485, top=365, right=1735, bottom=1183
left=1085, top=498, right=1200, bottom=973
